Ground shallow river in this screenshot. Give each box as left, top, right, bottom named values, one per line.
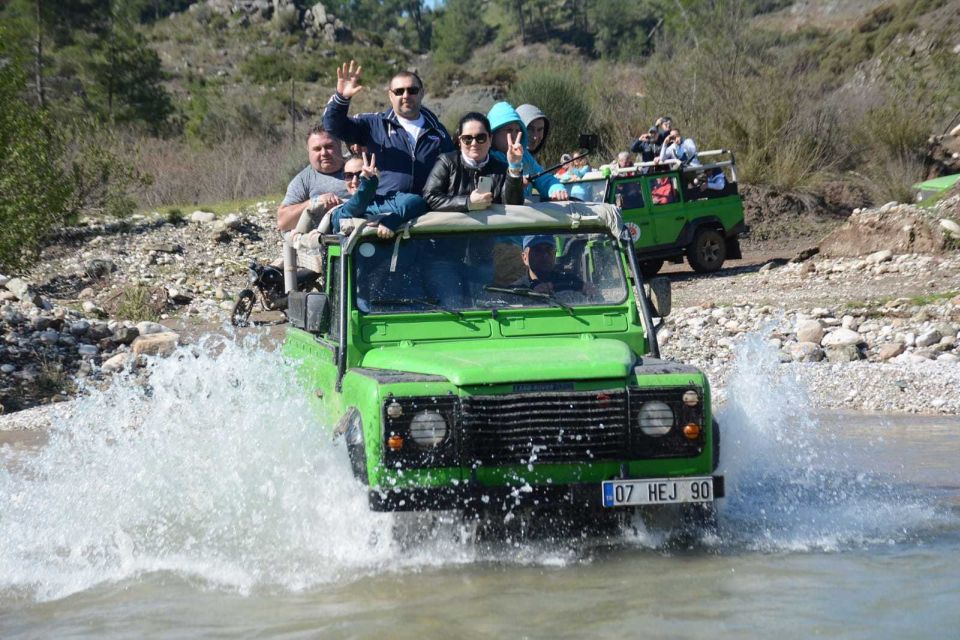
left=1, top=334, right=958, bottom=638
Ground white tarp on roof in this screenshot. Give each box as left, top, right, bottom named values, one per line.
left=339, top=201, right=623, bottom=238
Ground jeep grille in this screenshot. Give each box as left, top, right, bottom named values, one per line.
left=461, top=389, right=629, bottom=465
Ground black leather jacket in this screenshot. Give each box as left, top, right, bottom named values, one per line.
left=422, top=151, right=524, bottom=212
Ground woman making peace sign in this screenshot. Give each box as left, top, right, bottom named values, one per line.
left=422, top=112, right=525, bottom=211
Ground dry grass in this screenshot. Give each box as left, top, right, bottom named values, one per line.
left=125, top=136, right=304, bottom=209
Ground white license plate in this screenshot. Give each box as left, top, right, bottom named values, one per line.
left=602, top=477, right=714, bottom=507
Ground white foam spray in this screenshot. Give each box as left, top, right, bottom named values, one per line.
left=715, top=331, right=951, bottom=551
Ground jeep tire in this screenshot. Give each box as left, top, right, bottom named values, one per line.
left=687, top=227, right=727, bottom=273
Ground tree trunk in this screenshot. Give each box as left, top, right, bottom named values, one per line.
left=34, top=0, right=46, bottom=109
left=407, top=1, right=426, bottom=52
left=515, top=0, right=526, bottom=45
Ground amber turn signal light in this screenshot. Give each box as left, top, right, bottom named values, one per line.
left=387, top=434, right=404, bottom=450
left=682, top=423, right=701, bottom=440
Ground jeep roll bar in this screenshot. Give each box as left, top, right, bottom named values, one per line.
left=682, top=149, right=738, bottom=183
left=620, top=228, right=660, bottom=359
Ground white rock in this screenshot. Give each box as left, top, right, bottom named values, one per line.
left=865, top=250, right=893, bottom=264
left=796, top=319, right=825, bottom=344
left=940, top=219, right=960, bottom=238
left=190, top=210, right=217, bottom=223
left=937, top=353, right=959, bottom=363
left=101, top=352, right=131, bottom=372
left=916, top=329, right=943, bottom=348
left=135, top=321, right=170, bottom=335
left=1, top=364, right=15, bottom=374
left=786, top=341, right=824, bottom=362
left=822, top=328, right=862, bottom=347
left=223, top=213, right=242, bottom=229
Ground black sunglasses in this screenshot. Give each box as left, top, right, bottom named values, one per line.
left=343, top=171, right=361, bottom=181
left=459, top=133, right=489, bottom=145
left=390, top=86, right=421, bottom=96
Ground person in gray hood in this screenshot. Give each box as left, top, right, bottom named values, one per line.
left=516, top=103, right=550, bottom=157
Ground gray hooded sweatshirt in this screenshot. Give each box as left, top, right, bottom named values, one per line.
left=516, top=104, right=550, bottom=156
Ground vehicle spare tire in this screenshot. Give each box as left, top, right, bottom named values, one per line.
left=687, top=227, right=726, bottom=273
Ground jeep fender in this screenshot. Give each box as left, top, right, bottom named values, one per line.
left=335, top=407, right=368, bottom=484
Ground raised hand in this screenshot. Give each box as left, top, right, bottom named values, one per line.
left=360, top=152, right=378, bottom=179
left=336, top=60, right=363, bottom=99
left=506, top=131, right=524, bottom=166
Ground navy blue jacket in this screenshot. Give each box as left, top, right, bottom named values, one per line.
left=323, top=93, right=455, bottom=197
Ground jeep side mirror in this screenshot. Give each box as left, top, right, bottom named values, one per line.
left=644, top=277, right=672, bottom=317
left=288, top=291, right=331, bottom=333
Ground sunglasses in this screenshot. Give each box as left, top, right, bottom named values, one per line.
left=390, top=86, right=421, bottom=96
left=459, top=133, right=489, bottom=145
left=343, top=171, right=361, bottom=181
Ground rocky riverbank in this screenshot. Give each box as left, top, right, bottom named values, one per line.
left=1, top=191, right=959, bottom=419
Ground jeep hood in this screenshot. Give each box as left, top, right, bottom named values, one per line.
left=360, top=338, right=635, bottom=386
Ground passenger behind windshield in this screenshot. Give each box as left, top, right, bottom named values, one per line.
left=332, top=153, right=428, bottom=239
left=511, top=235, right=598, bottom=297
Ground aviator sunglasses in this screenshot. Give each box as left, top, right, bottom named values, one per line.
left=459, top=133, right=489, bottom=145
left=390, top=86, right=421, bottom=96
left=343, top=171, right=361, bottom=181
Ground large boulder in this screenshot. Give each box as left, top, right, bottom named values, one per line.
left=819, top=204, right=953, bottom=257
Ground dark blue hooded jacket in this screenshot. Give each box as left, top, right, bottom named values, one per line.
left=323, top=92, right=454, bottom=197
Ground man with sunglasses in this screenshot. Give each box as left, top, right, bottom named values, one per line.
left=323, top=60, right=454, bottom=201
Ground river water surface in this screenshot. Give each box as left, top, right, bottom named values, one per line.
left=1, top=333, right=958, bottom=638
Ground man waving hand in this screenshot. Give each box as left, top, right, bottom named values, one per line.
left=323, top=60, right=454, bottom=198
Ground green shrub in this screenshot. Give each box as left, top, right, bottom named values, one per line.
left=508, top=71, right=592, bottom=167
left=111, top=283, right=164, bottom=322
left=0, top=37, right=71, bottom=273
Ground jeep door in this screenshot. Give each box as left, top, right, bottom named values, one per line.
left=646, top=174, right=686, bottom=247
left=611, top=177, right=656, bottom=246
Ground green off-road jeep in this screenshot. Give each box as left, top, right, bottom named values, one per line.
left=566, top=150, right=747, bottom=276
left=282, top=202, right=723, bottom=529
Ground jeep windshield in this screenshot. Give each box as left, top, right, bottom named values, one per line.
left=354, top=230, right=629, bottom=314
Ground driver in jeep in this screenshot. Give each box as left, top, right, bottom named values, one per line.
left=512, top=235, right=598, bottom=297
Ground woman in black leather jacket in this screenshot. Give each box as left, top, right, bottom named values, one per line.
left=418, top=112, right=525, bottom=306
left=422, top=112, right=525, bottom=212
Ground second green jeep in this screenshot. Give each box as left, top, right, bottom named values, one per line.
left=563, top=150, right=748, bottom=276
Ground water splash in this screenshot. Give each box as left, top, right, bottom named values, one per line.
left=0, top=333, right=402, bottom=601
left=0, top=329, right=955, bottom=603
left=715, top=331, right=951, bottom=551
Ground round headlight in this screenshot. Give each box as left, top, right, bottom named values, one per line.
left=409, top=410, right=448, bottom=447
left=638, top=401, right=674, bottom=436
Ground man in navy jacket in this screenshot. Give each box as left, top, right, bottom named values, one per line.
left=323, top=60, right=454, bottom=198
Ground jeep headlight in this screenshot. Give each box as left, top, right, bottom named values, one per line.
left=638, top=401, right=674, bottom=436
left=409, top=410, right=448, bottom=447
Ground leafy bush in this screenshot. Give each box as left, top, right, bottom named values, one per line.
left=0, top=40, right=71, bottom=272
left=508, top=71, right=592, bottom=167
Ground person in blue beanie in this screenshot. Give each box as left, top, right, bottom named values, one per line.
left=486, top=101, right=569, bottom=202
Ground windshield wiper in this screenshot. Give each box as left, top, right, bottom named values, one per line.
left=370, top=298, right=465, bottom=319
left=483, top=285, right=572, bottom=313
